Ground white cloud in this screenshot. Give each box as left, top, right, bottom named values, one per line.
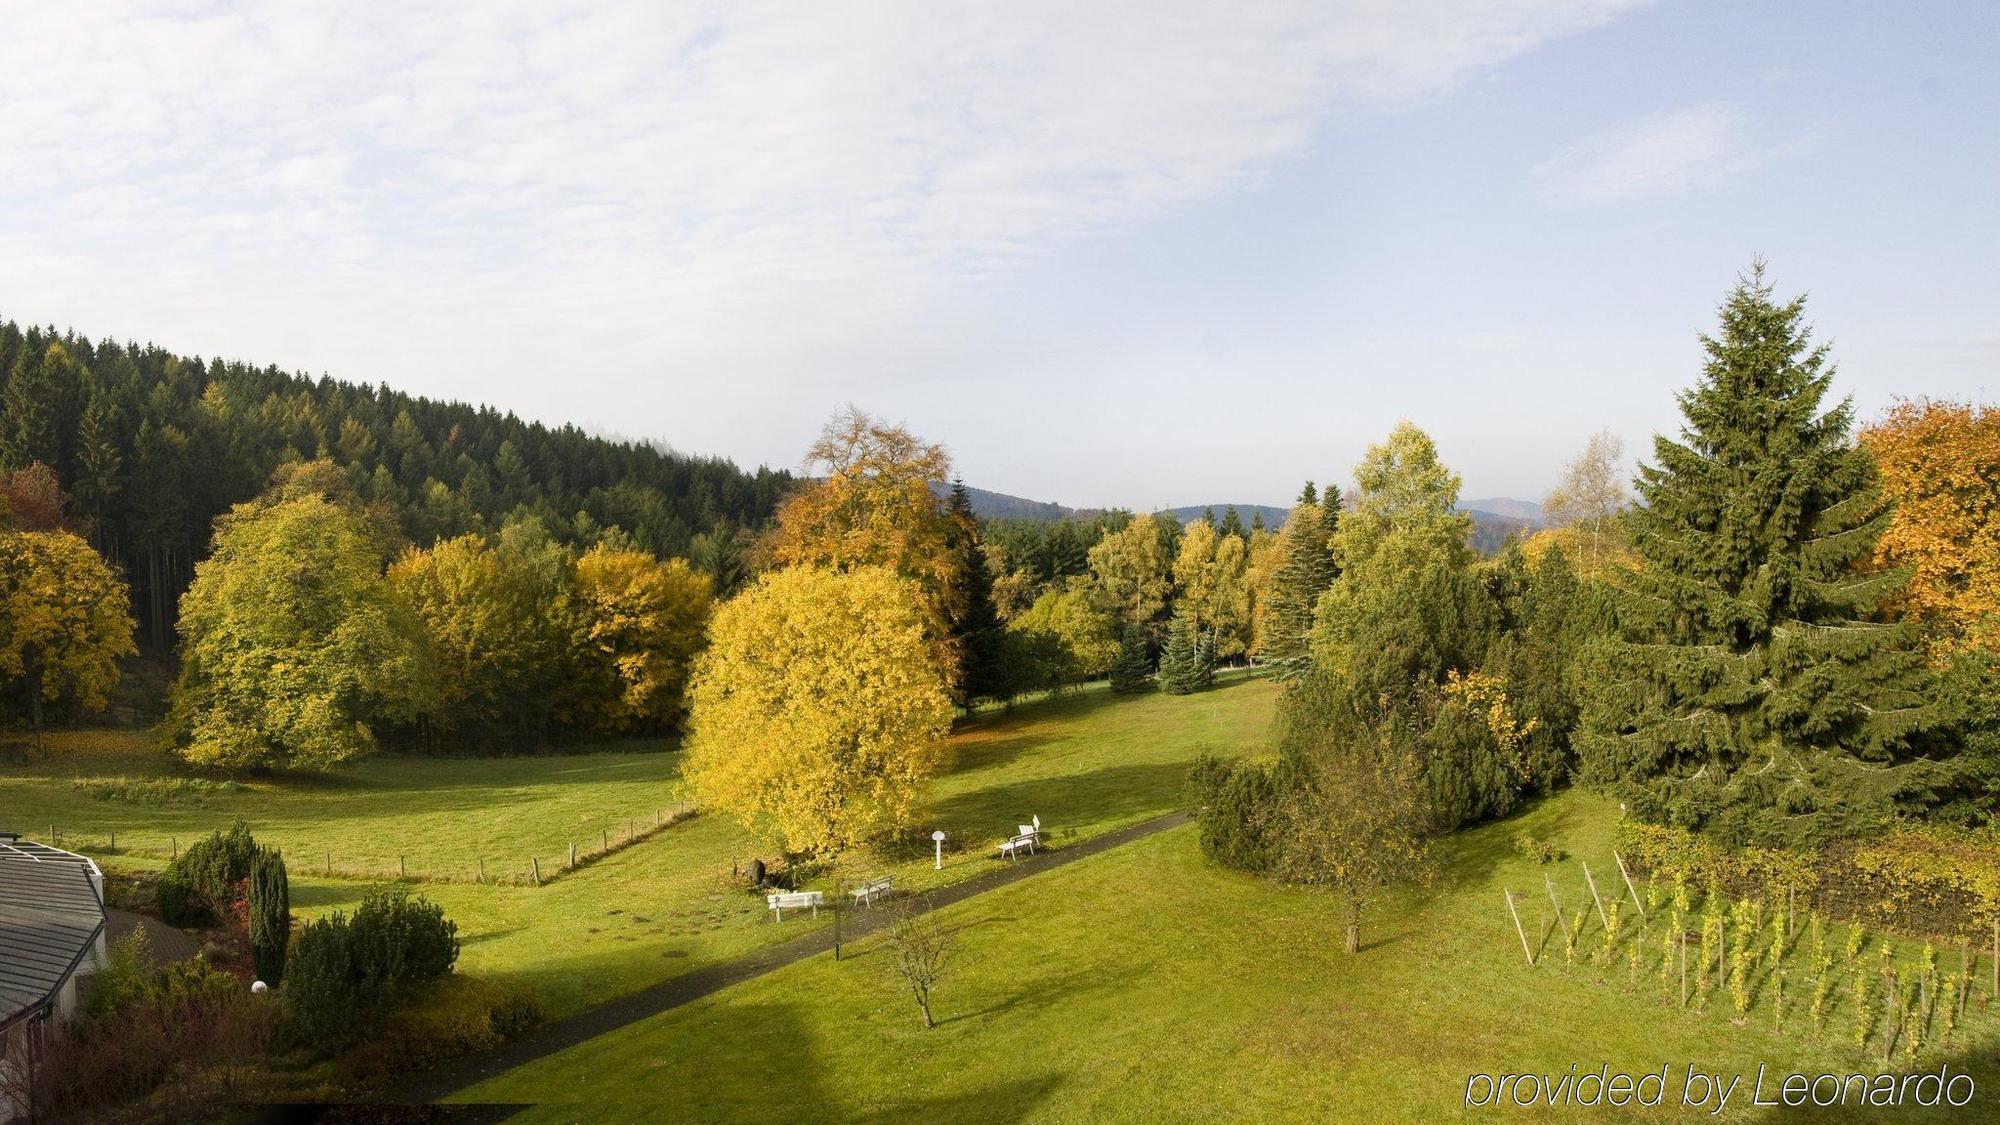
left=0, top=0, right=1644, bottom=463
left=1533, top=101, right=1809, bottom=203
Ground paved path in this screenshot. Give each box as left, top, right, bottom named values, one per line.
left=384, top=809, right=1194, bottom=1105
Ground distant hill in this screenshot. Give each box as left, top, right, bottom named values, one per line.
left=935, top=482, right=1073, bottom=522
left=948, top=484, right=1538, bottom=556
left=1461, top=497, right=1544, bottom=524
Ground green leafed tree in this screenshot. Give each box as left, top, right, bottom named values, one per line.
left=169, top=493, right=437, bottom=770
left=1577, top=265, right=1945, bottom=845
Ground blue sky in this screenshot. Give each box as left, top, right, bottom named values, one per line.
left=1, top=2, right=1993, bottom=510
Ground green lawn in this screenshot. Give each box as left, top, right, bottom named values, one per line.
left=9, top=674, right=1278, bottom=1017
left=455, top=792, right=2000, bottom=1122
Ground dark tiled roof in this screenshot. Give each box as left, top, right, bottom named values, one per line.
left=0, top=839, right=106, bottom=1033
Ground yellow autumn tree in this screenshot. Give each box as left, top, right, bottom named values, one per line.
left=1860, top=399, right=2000, bottom=654
left=683, top=565, right=953, bottom=858
left=1086, top=513, right=1174, bottom=631
left=572, top=544, right=714, bottom=733
left=765, top=408, right=963, bottom=679
left=1172, top=519, right=1252, bottom=659
left=0, top=529, right=136, bottom=749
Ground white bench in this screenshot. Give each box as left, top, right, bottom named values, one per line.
left=766, top=890, right=825, bottom=921
left=998, top=832, right=1039, bottom=860
left=849, top=875, right=893, bottom=906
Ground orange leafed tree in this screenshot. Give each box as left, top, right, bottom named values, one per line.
left=1859, top=398, right=2000, bottom=654
left=765, top=407, right=964, bottom=677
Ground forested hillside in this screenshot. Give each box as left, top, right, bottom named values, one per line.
left=0, top=320, right=790, bottom=648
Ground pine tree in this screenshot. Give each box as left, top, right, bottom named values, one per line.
left=1219, top=506, right=1245, bottom=540
left=249, top=847, right=291, bottom=986
left=1255, top=483, right=1336, bottom=674
left=0, top=345, right=65, bottom=471
left=71, top=388, right=124, bottom=550
left=1578, top=265, right=1943, bottom=845
left=1158, top=610, right=1214, bottom=694
left=1108, top=624, right=1153, bottom=694
left=945, top=479, right=1005, bottom=705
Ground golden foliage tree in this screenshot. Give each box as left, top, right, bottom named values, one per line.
left=1172, top=519, right=1252, bottom=658
left=572, top=544, right=715, bottom=733
left=0, top=529, right=136, bottom=747
left=683, top=565, right=953, bottom=858
left=1086, top=513, right=1174, bottom=631
left=766, top=408, right=963, bottom=679
left=1860, top=399, right=2000, bottom=653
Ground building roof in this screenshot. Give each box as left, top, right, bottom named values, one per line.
left=0, top=836, right=106, bottom=1034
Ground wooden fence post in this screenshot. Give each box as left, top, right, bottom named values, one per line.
left=1680, top=933, right=1689, bottom=1008
left=1582, top=862, right=1610, bottom=929
left=568, top=842, right=576, bottom=868
left=171, top=836, right=178, bottom=859
left=601, top=828, right=608, bottom=853
left=477, top=857, right=486, bottom=884
left=1505, top=891, right=1534, bottom=966
left=1612, top=850, right=1646, bottom=921
left=531, top=857, right=541, bottom=886
left=628, top=818, right=635, bottom=841
left=325, top=850, right=332, bottom=878
left=399, top=855, right=406, bottom=879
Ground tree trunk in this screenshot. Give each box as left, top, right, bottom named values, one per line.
left=26, top=662, right=43, bottom=756
left=1344, top=897, right=1361, bottom=954
left=919, top=996, right=934, bottom=1029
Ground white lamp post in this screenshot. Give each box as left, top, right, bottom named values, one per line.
left=932, top=830, right=946, bottom=870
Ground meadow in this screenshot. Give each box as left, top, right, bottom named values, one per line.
left=6, top=673, right=1278, bottom=1017
left=451, top=792, right=2000, bottom=1123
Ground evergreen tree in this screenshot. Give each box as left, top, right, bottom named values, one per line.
left=1108, top=624, right=1153, bottom=694
left=0, top=345, right=65, bottom=471
left=1157, top=610, right=1215, bottom=694
left=1250, top=511, right=1265, bottom=532
left=1577, top=265, right=1944, bottom=845
left=1219, top=506, right=1245, bottom=540
left=945, top=479, right=1006, bottom=705
left=1255, top=483, right=1336, bottom=674
left=249, top=847, right=291, bottom=986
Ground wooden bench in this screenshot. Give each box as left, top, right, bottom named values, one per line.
left=766, top=890, right=824, bottom=921
left=849, top=875, right=893, bottom=907
left=998, top=832, right=1039, bottom=860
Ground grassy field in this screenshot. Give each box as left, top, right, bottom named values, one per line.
left=453, top=792, right=2000, bottom=1123
left=8, top=673, right=1278, bottom=1017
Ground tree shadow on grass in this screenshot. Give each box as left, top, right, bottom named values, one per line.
left=1751, top=1039, right=2000, bottom=1123
left=923, top=761, right=1194, bottom=845
left=466, top=999, right=1064, bottom=1123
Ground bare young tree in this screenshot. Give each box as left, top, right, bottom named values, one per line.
left=1542, top=430, right=1629, bottom=576
left=883, top=895, right=956, bottom=1028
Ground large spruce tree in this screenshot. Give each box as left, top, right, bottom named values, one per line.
left=945, top=479, right=1006, bottom=705
left=1578, top=266, right=1943, bottom=845
left=1255, top=483, right=1336, bottom=674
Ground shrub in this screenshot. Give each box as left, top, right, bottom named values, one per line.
left=248, top=847, right=290, bottom=986
left=10, top=940, right=275, bottom=1122
left=1513, top=832, right=1565, bottom=864
left=161, top=820, right=259, bottom=925
left=338, top=975, right=544, bottom=1086
left=1190, top=755, right=1282, bottom=875
left=282, top=888, right=461, bottom=1052
left=69, top=775, right=249, bottom=805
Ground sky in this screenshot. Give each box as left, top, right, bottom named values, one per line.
left=1, top=1, right=1994, bottom=511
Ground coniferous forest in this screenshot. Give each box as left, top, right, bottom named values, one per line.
left=0, top=319, right=790, bottom=652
